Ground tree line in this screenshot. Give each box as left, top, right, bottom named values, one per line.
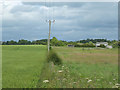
left=2, top=37, right=120, bottom=48
left=2, top=39, right=47, bottom=45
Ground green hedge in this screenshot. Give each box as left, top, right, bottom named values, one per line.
left=47, top=50, right=62, bottom=65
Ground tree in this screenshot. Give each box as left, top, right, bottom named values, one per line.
left=5, top=40, right=17, bottom=45
left=118, top=41, right=120, bottom=48
left=27, top=41, right=31, bottom=45
left=112, top=41, right=118, bottom=48
left=18, top=39, right=28, bottom=45
left=2, top=42, right=6, bottom=45
left=88, top=41, right=95, bottom=47
left=51, top=37, right=58, bottom=46
left=32, top=41, right=37, bottom=45
left=57, top=40, right=64, bottom=46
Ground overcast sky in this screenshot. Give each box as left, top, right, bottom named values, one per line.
left=2, top=2, right=118, bottom=41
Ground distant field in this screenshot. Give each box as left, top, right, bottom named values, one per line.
left=38, top=47, right=118, bottom=88
left=54, top=47, right=118, bottom=64
left=2, top=45, right=47, bottom=88
left=2, top=45, right=118, bottom=88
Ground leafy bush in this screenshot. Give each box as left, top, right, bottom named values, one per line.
left=47, top=50, right=62, bottom=65
left=112, top=42, right=118, bottom=48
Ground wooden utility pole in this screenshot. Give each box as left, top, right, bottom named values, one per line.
left=48, top=20, right=51, bottom=52
left=47, top=20, right=55, bottom=52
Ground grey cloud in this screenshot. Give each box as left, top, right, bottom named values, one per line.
left=10, top=5, right=39, bottom=13
left=22, top=2, right=84, bottom=8
left=2, top=2, right=118, bottom=41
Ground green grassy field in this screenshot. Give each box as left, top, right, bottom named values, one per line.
left=2, top=45, right=47, bottom=88
left=38, top=47, right=118, bottom=88
left=2, top=45, right=118, bottom=88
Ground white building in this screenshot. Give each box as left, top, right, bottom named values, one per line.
left=95, top=42, right=108, bottom=47
left=106, top=45, right=113, bottom=49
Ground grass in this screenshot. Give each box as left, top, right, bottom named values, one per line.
left=2, top=45, right=47, bottom=88
left=2, top=45, right=118, bottom=88
left=38, top=47, right=118, bottom=88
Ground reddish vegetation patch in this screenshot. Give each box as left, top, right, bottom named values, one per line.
left=72, top=53, right=118, bottom=57
left=54, top=47, right=118, bottom=64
